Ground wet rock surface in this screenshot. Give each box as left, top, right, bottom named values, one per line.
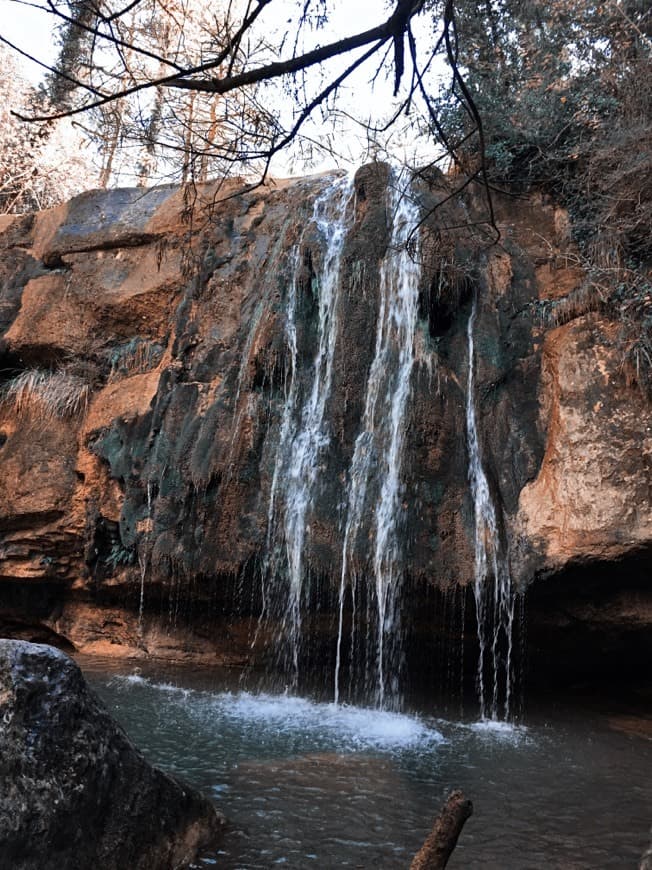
left=0, top=639, right=225, bottom=870
left=0, top=168, right=649, bottom=685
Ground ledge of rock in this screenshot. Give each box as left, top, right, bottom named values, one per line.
left=0, top=639, right=225, bottom=870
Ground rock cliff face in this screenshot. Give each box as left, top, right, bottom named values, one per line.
left=0, top=166, right=649, bottom=691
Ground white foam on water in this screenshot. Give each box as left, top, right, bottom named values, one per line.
left=116, top=673, right=149, bottom=686
left=209, top=692, right=443, bottom=749
left=466, top=718, right=529, bottom=745
left=109, top=676, right=443, bottom=751
left=208, top=692, right=443, bottom=750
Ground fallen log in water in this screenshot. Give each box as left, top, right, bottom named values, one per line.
left=410, top=789, right=473, bottom=870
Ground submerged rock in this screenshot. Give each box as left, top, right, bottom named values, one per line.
left=0, top=639, right=225, bottom=870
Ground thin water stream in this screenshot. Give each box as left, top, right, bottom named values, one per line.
left=466, top=294, right=515, bottom=720
left=263, top=171, right=421, bottom=711
left=81, top=657, right=651, bottom=870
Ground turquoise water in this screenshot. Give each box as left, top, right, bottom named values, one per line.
left=81, top=658, right=651, bottom=869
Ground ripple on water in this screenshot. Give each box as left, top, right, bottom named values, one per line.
left=91, top=668, right=652, bottom=870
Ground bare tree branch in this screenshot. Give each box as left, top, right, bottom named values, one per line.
left=443, top=0, right=498, bottom=240
left=41, top=0, right=185, bottom=71
left=0, top=32, right=104, bottom=97
left=14, top=0, right=426, bottom=122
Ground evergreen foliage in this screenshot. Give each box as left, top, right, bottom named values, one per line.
left=437, top=0, right=651, bottom=390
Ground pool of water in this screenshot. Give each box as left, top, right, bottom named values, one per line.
left=81, top=658, right=651, bottom=869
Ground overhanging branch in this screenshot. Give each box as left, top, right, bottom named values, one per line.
left=14, top=0, right=425, bottom=122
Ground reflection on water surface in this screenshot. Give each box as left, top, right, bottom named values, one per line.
left=80, top=658, right=651, bottom=869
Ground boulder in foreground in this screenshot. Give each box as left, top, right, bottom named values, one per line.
left=0, top=639, right=225, bottom=869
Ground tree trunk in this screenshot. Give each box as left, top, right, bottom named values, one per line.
left=410, top=790, right=473, bottom=870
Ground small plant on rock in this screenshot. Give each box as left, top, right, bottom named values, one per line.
left=1, top=368, right=90, bottom=419
left=107, top=338, right=164, bottom=383
left=104, top=542, right=136, bottom=570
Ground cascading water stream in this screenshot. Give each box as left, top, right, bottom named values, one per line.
left=265, top=175, right=353, bottom=687
left=258, top=248, right=300, bottom=648
left=465, top=295, right=515, bottom=720
left=335, top=177, right=421, bottom=709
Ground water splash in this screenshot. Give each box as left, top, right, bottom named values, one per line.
left=266, top=175, right=354, bottom=687
left=110, top=675, right=442, bottom=751
left=335, top=176, right=421, bottom=710
left=465, top=295, right=515, bottom=720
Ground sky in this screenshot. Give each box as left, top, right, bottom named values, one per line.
left=1, top=0, right=391, bottom=80
left=0, top=0, right=58, bottom=81
left=0, top=0, right=443, bottom=180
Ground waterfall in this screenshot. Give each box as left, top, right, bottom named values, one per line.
left=465, top=296, right=515, bottom=720
left=262, top=172, right=422, bottom=709
left=335, top=177, right=421, bottom=710
left=265, top=175, right=354, bottom=687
